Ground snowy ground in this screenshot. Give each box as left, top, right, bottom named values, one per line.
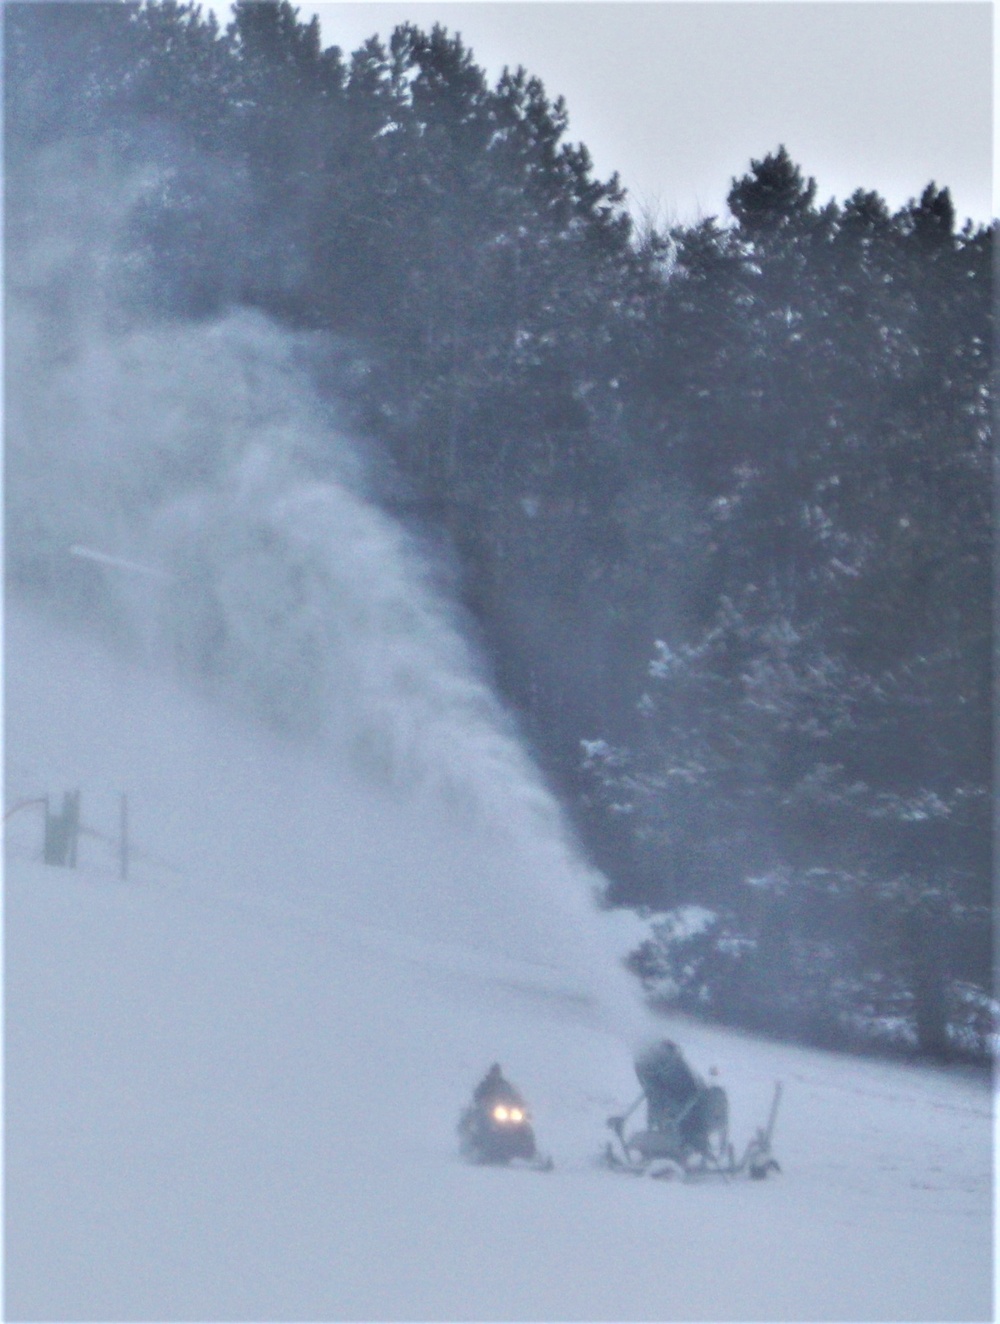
left=4, top=601, right=995, bottom=1322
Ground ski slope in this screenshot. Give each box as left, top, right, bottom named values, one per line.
left=5, top=600, right=994, bottom=1322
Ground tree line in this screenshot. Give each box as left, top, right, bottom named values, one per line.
left=6, top=0, right=993, bottom=1059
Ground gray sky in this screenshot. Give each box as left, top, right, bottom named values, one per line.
left=294, top=2, right=993, bottom=227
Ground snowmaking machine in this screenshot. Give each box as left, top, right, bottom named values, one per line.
left=603, top=1070, right=783, bottom=1181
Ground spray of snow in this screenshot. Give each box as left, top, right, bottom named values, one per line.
left=6, top=138, right=647, bottom=1037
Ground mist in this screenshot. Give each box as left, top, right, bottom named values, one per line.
left=5, top=134, right=647, bottom=1035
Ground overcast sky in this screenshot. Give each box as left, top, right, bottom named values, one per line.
left=286, top=2, right=993, bottom=228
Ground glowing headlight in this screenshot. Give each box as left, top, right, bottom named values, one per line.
left=492, top=1104, right=525, bottom=1124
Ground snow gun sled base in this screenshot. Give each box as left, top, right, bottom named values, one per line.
left=603, top=1080, right=783, bottom=1182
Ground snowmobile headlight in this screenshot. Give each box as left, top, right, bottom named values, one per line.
left=493, top=1105, right=509, bottom=1122
left=509, top=1107, right=524, bottom=1123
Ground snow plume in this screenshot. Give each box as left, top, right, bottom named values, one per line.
left=6, top=140, right=646, bottom=1035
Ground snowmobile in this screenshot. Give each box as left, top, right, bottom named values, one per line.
left=603, top=1076, right=783, bottom=1181
left=458, top=1066, right=553, bottom=1170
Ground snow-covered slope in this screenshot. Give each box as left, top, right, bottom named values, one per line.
left=5, top=599, right=994, bottom=1322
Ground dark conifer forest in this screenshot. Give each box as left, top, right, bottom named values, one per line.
left=6, top=1, right=994, bottom=1060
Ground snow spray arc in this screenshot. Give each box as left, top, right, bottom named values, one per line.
left=6, top=155, right=644, bottom=1033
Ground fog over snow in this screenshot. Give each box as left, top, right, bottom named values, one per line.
left=4, top=141, right=995, bottom=1321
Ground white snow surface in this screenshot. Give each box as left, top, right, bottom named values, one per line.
left=5, top=600, right=995, bottom=1323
